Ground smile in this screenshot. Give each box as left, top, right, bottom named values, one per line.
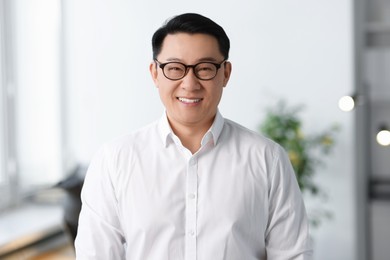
left=177, top=97, right=203, bottom=103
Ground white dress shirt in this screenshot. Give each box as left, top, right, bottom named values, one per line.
left=75, top=111, right=313, bottom=260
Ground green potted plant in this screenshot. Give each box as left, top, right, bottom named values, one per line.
left=260, top=100, right=339, bottom=227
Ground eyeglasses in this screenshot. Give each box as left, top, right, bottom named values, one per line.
left=154, top=59, right=226, bottom=81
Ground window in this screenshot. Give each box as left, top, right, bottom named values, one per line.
left=0, top=0, right=65, bottom=209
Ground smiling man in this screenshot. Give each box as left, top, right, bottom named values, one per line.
left=75, top=13, right=313, bottom=260
left=151, top=32, right=230, bottom=154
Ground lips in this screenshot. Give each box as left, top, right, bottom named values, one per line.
left=177, top=97, right=203, bottom=103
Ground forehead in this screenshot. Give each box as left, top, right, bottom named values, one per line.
left=159, top=33, right=223, bottom=61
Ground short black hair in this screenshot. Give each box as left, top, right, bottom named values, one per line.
left=152, top=13, right=230, bottom=60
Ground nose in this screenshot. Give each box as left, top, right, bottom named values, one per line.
left=181, top=68, right=201, bottom=90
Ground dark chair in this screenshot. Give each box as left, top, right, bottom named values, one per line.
left=55, top=165, right=87, bottom=244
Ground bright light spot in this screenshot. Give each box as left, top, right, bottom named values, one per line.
left=376, top=130, right=390, bottom=146
left=338, top=96, right=355, bottom=112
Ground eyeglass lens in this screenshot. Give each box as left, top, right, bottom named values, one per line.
left=163, top=62, right=218, bottom=80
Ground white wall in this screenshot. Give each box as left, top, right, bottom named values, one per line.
left=63, top=1, right=356, bottom=259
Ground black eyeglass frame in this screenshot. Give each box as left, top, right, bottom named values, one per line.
left=154, top=59, right=227, bottom=81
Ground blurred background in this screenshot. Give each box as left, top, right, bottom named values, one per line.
left=0, top=0, right=389, bottom=259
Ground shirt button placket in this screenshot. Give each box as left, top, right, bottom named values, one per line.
left=185, top=157, right=198, bottom=260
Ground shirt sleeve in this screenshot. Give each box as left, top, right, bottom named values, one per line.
left=265, top=145, right=313, bottom=260
left=75, top=145, right=126, bottom=260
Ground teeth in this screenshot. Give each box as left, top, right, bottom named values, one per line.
left=178, top=97, right=201, bottom=103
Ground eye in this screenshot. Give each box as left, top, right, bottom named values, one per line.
left=196, top=63, right=214, bottom=72
left=166, top=63, right=185, bottom=72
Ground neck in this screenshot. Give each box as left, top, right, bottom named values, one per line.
left=169, top=120, right=213, bottom=154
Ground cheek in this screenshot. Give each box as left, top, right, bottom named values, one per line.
left=208, top=86, right=224, bottom=103
left=157, top=83, right=176, bottom=102
left=157, top=88, right=169, bottom=107
left=158, top=86, right=168, bottom=99
left=154, top=70, right=169, bottom=86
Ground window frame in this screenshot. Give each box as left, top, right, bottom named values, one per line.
left=0, top=0, right=17, bottom=210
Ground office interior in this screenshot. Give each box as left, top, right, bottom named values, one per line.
left=0, top=0, right=389, bottom=259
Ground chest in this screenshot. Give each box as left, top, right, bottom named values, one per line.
left=114, top=146, right=269, bottom=239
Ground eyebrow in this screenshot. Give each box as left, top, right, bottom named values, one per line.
left=164, top=57, right=220, bottom=63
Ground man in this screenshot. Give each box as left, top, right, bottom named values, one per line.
left=75, top=13, right=313, bottom=260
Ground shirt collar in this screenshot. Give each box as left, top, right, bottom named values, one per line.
left=202, top=110, right=224, bottom=146
left=158, top=112, right=173, bottom=147
left=158, top=110, right=225, bottom=148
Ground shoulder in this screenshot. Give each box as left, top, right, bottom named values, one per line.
left=87, top=120, right=160, bottom=180
left=221, top=118, right=290, bottom=170
left=221, top=118, right=293, bottom=186
left=98, top=120, right=160, bottom=159
left=222, top=118, right=282, bottom=153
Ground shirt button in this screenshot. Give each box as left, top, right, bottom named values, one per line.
left=188, top=193, right=196, bottom=200
left=189, top=230, right=195, bottom=236
left=189, top=158, right=196, bottom=166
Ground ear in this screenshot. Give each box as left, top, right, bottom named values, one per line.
left=149, top=61, right=159, bottom=87
left=222, top=61, right=232, bottom=87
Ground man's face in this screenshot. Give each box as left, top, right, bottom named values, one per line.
left=150, top=33, right=231, bottom=132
